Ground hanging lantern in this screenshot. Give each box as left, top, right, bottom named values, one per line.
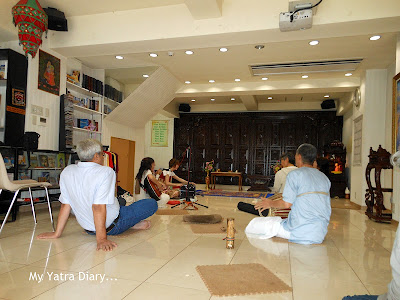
left=12, top=0, right=48, bottom=58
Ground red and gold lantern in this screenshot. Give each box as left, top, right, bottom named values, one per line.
left=12, top=0, right=48, bottom=58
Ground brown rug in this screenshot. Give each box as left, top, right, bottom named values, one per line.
left=196, top=263, right=292, bottom=297
left=190, top=223, right=226, bottom=234
left=156, top=209, right=189, bottom=215
left=331, top=199, right=361, bottom=210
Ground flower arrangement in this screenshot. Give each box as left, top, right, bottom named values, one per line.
left=271, top=163, right=282, bottom=174
left=204, top=160, right=215, bottom=174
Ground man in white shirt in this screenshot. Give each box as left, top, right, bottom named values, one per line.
left=272, top=153, right=297, bottom=193
left=37, top=139, right=158, bottom=252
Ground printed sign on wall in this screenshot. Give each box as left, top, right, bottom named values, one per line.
left=151, top=120, right=168, bottom=147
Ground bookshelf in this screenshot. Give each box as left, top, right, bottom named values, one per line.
left=60, top=60, right=125, bottom=149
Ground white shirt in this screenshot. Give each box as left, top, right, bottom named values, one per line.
left=137, top=170, right=152, bottom=200
left=162, top=169, right=176, bottom=182
left=59, top=162, right=119, bottom=231
left=272, top=166, right=298, bottom=193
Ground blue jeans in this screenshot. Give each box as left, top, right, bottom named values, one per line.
left=342, top=296, right=378, bottom=300
left=87, top=198, right=157, bottom=236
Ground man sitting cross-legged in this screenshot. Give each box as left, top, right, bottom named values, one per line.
left=37, top=139, right=158, bottom=252
left=245, top=143, right=331, bottom=245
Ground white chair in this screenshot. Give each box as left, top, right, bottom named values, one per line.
left=0, top=153, right=54, bottom=235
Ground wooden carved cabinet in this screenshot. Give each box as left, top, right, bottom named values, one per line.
left=174, top=112, right=343, bottom=185
left=365, top=145, right=393, bottom=222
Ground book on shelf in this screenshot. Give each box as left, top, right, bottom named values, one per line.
left=30, top=154, right=38, bottom=168
left=41, top=171, right=50, bottom=180
left=0, top=60, right=7, bottom=79
left=38, top=155, right=49, bottom=168
left=57, top=153, right=66, bottom=168
left=18, top=170, right=30, bottom=180
left=18, top=154, right=26, bottom=165
left=48, top=155, right=56, bottom=168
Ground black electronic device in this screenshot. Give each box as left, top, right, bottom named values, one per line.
left=179, top=103, right=191, bottom=113
left=171, top=146, right=208, bottom=210
left=44, top=8, right=68, bottom=31
left=321, top=99, right=335, bottom=109
left=179, top=183, right=196, bottom=202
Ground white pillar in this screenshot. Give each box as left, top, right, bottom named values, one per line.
left=351, top=69, right=388, bottom=207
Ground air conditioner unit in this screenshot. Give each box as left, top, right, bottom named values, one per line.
left=279, top=9, right=313, bottom=32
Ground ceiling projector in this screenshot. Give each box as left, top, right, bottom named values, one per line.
left=279, top=9, right=313, bottom=32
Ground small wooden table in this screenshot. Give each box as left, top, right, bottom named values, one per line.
left=210, top=171, right=243, bottom=191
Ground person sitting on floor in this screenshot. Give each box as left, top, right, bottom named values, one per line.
left=272, top=152, right=297, bottom=193
left=159, top=158, right=195, bottom=199
left=136, top=157, right=167, bottom=201
left=245, top=143, right=331, bottom=244
left=37, top=139, right=158, bottom=252
left=237, top=152, right=296, bottom=217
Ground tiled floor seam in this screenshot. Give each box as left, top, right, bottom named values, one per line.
left=330, top=237, right=374, bottom=295
left=121, top=235, right=203, bottom=299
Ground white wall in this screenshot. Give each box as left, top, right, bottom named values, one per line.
left=348, top=68, right=395, bottom=214
left=0, top=39, right=67, bottom=151
left=144, top=114, right=175, bottom=170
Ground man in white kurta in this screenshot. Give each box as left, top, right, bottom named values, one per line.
left=245, top=143, right=331, bottom=245
left=272, top=153, right=297, bottom=193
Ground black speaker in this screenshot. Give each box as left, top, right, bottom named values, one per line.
left=321, top=99, right=335, bottom=109
left=179, top=103, right=191, bottom=112
left=44, top=8, right=68, bottom=31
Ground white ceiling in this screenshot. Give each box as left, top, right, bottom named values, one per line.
left=78, top=33, right=396, bottom=85
left=1, top=0, right=398, bottom=112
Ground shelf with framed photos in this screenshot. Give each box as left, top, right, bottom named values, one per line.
left=0, top=146, right=74, bottom=222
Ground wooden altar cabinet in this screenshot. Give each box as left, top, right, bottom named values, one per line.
left=365, top=145, right=393, bottom=222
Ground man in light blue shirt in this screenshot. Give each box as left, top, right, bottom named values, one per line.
left=246, top=143, right=331, bottom=245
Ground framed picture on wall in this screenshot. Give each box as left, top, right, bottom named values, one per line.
left=151, top=120, right=168, bottom=147
left=392, top=72, right=400, bottom=153
left=38, top=50, right=60, bottom=96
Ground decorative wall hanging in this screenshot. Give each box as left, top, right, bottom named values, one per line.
left=12, top=0, right=48, bottom=58
left=38, top=50, right=60, bottom=95
left=12, top=88, right=26, bottom=106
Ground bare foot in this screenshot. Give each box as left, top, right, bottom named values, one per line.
left=132, top=220, right=151, bottom=230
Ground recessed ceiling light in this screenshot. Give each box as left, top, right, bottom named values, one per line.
left=191, top=99, right=196, bottom=102
left=309, top=40, right=319, bottom=46
left=185, top=81, right=191, bottom=84
left=209, top=80, right=215, bottom=83
left=115, top=55, right=124, bottom=60
left=255, top=45, right=265, bottom=50
left=262, top=77, right=268, bottom=81
left=370, top=35, right=381, bottom=41
left=149, top=53, right=158, bottom=57
left=211, top=98, right=215, bottom=101
left=268, top=97, right=273, bottom=100
left=345, top=73, right=353, bottom=77
left=185, top=50, right=194, bottom=55
left=219, top=47, right=228, bottom=52
left=231, top=97, right=235, bottom=101
left=324, top=95, right=330, bottom=98
left=235, top=78, right=240, bottom=82
left=143, top=74, right=149, bottom=78
left=302, top=75, right=309, bottom=79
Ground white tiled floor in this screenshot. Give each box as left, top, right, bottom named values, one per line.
left=0, top=193, right=396, bottom=300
